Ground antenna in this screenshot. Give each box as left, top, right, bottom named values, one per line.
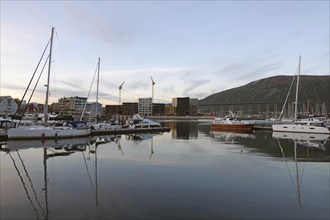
left=118, top=81, right=125, bottom=105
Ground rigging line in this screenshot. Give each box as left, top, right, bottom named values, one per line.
left=16, top=150, right=46, bottom=217
left=278, top=67, right=298, bottom=121
left=82, top=151, right=95, bottom=194
left=80, top=63, right=98, bottom=121
left=15, top=39, right=50, bottom=117
left=8, top=152, right=40, bottom=220
left=18, top=55, right=50, bottom=126
left=54, top=29, right=69, bottom=76
left=308, top=78, right=321, bottom=102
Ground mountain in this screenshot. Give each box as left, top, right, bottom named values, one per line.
left=199, top=75, right=330, bottom=106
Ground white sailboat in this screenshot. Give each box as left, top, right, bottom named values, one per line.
left=88, top=57, right=122, bottom=132
left=7, top=27, right=90, bottom=139
left=272, top=56, right=330, bottom=134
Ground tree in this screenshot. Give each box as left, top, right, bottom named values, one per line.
left=14, top=98, right=20, bottom=105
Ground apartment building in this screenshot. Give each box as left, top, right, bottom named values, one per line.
left=138, top=97, right=152, bottom=116
left=0, top=96, right=18, bottom=116
left=171, top=97, right=198, bottom=116
left=51, top=96, right=87, bottom=119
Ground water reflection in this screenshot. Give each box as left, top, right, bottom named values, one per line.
left=273, top=132, right=329, bottom=151
left=6, top=149, right=47, bottom=220
left=210, top=130, right=255, bottom=143
left=165, top=121, right=198, bottom=139
left=1, top=136, right=103, bottom=220
left=1, top=121, right=329, bottom=220
left=272, top=132, right=329, bottom=208
left=4, top=137, right=92, bottom=151
left=124, top=133, right=165, bottom=161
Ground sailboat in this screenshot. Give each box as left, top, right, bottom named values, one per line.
left=272, top=56, right=330, bottom=134
left=87, top=58, right=122, bottom=133
left=7, top=27, right=90, bottom=139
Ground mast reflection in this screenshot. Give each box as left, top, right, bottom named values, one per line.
left=1, top=137, right=93, bottom=219
left=273, top=132, right=329, bottom=208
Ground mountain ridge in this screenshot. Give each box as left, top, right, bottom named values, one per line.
left=199, top=75, right=330, bottom=105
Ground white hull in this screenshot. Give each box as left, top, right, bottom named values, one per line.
left=90, top=122, right=121, bottom=131
left=6, top=137, right=91, bottom=150
left=7, top=126, right=90, bottom=139
left=272, top=124, right=330, bottom=134
left=272, top=131, right=330, bottom=141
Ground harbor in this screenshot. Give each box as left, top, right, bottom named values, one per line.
left=1, top=2, right=329, bottom=220
left=1, top=120, right=329, bottom=220
left=0, top=117, right=279, bottom=141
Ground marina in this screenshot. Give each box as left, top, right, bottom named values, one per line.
left=1, top=120, right=329, bottom=220
left=1, top=2, right=329, bottom=220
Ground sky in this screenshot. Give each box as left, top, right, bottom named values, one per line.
left=0, top=1, right=329, bottom=106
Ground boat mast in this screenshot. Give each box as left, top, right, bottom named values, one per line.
left=294, top=56, right=301, bottom=121
left=96, top=57, right=100, bottom=123
left=44, top=27, right=55, bottom=125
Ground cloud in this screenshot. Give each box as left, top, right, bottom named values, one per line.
left=216, top=62, right=281, bottom=81
left=62, top=3, right=140, bottom=47
left=183, top=79, right=210, bottom=97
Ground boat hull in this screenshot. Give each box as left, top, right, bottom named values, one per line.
left=7, top=127, right=90, bottom=139
left=272, top=124, right=330, bottom=134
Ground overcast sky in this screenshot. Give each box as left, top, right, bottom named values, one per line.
left=1, top=1, right=329, bottom=105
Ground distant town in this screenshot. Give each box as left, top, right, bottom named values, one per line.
left=0, top=95, right=201, bottom=121
left=1, top=94, right=328, bottom=122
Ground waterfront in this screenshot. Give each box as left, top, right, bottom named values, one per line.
left=1, top=121, right=329, bottom=220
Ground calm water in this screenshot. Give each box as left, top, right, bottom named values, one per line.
left=1, top=121, right=329, bottom=220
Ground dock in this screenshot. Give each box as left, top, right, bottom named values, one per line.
left=253, top=126, right=273, bottom=131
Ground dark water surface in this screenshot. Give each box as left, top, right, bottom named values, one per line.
left=1, top=121, right=329, bottom=220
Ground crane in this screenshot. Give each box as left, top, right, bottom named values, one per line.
left=118, top=81, right=125, bottom=105
left=150, top=76, right=155, bottom=116
left=150, top=76, right=155, bottom=103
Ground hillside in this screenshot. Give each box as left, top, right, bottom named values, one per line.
left=199, top=75, right=330, bottom=105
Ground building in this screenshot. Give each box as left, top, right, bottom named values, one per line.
left=173, top=97, right=190, bottom=116
left=171, top=97, right=198, bottom=116
left=87, top=102, right=103, bottom=116
left=86, top=102, right=102, bottom=121
left=152, top=103, right=165, bottom=116
left=164, top=103, right=176, bottom=116
left=189, top=98, right=198, bottom=116
left=105, top=105, right=123, bottom=117
left=138, top=97, right=152, bottom=116
left=122, top=102, right=138, bottom=116
left=51, top=96, right=87, bottom=120
left=0, top=96, right=18, bottom=116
